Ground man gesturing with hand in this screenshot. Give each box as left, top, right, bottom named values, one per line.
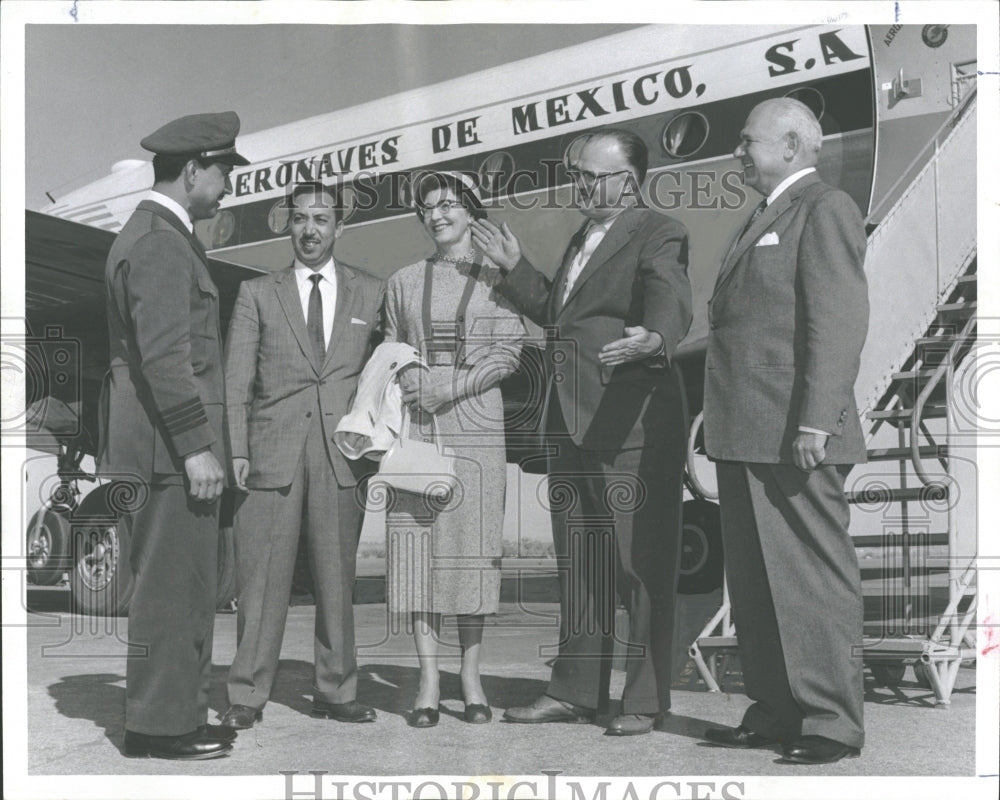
left=472, top=128, right=692, bottom=737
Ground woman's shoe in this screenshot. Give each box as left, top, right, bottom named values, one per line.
left=407, top=707, right=440, bottom=728
left=463, top=703, right=493, bottom=724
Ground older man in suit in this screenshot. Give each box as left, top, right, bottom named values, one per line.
left=220, top=182, right=385, bottom=730
left=701, top=98, right=869, bottom=764
left=99, top=112, right=249, bottom=760
left=473, top=128, right=692, bottom=736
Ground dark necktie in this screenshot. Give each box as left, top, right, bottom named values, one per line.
left=740, top=199, right=768, bottom=239
left=307, top=273, right=325, bottom=363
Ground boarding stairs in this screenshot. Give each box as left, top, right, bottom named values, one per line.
left=688, top=89, right=978, bottom=704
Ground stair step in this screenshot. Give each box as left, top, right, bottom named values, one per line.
left=847, top=485, right=949, bottom=504
left=935, top=301, right=977, bottom=317
left=852, top=532, right=949, bottom=547
left=916, top=334, right=963, bottom=347
left=866, top=446, right=947, bottom=462
left=867, top=405, right=947, bottom=421
left=858, top=559, right=950, bottom=577
left=956, top=274, right=978, bottom=286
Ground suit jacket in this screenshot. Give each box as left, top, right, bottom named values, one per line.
left=497, top=206, right=692, bottom=451
left=703, top=173, right=869, bottom=464
left=225, top=263, right=385, bottom=488
left=98, top=200, right=228, bottom=483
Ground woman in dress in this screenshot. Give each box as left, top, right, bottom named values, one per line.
left=383, top=172, right=525, bottom=727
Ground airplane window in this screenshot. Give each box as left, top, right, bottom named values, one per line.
left=784, top=87, right=826, bottom=121
left=268, top=201, right=290, bottom=234
left=210, top=210, right=236, bottom=247
left=478, top=151, right=515, bottom=195
left=661, top=112, right=710, bottom=159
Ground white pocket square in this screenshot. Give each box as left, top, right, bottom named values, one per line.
left=350, top=317, right=368, bottom=325
left=756, top=232, right=779, bottom=246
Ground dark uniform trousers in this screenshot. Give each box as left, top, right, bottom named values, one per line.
left=227, top=412, right=364, bottom=708
left=544, top=393, right=685, bottom=715
left=715, top=461, right=865, bottom=748
left=126, top=484, right=219, bottom=736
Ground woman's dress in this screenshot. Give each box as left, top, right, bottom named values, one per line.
left=383, top=257, right=525, bottom=615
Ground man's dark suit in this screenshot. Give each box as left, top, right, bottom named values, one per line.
left=98, top=199, right=228, bottom=736
left=224, top=263, right=384, bottom=710
left=497, top=206, right=692, bottom=714
left=703, top=172, right=869, bottom=748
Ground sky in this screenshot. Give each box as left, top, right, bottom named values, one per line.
left=24, top=23, right=638, bottom=210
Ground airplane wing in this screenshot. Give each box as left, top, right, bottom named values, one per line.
left=23, top=209, right=266, bottom=455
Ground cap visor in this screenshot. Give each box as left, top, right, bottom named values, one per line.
left=212, top=151, right=251, bottom=167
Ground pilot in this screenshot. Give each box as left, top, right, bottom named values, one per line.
left=98, top=111, right=249, bottom=760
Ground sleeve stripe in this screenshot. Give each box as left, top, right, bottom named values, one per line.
left=161, top=397, right=202, bottom=422
left=165, top=410, right=209, bottom=436
left=162, top=398, right=210, bottom=435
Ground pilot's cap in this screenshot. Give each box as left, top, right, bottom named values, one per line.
left=140, top=111, right=250, bottom=166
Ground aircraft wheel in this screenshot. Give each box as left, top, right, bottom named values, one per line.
left=70, top=484, right=135, bottom=617
left=26, top=508, right=70, bottom=585
left=870, top=661, right=906, bottom=687
left=678, top=499, right=724, bottom=595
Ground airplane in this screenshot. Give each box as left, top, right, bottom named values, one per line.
left=20, top=22, right=979, bottom=696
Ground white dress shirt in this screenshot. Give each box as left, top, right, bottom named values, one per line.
left=764, top=167, right=827, bottom=438
left=147, top=191, right=193, bottom=234
left=562, top=210, right=624, bottom=303
left=295, top=259, right=337, bottom=348
left=766, top=167, right=816, bottom=206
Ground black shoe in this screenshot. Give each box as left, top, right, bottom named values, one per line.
left=407, top=707, right=440, bottom=728
left=123, top=729, right=232, bottom=760
left=463, top=703, right=493, bottom=724
left=311, top=699, right=377, bottom=723
left=200, top=723, right=238, bottom=742
left=781, top=735, right=861, bottom=764
left=703, top=725, right=780, bottom=749
left=219, top=704, right=263, bottom=730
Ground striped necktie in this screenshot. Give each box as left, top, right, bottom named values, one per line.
left=739, top=199, right=768, bottom=239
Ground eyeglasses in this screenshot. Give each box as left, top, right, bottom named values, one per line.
left=418, top=199, right=464, bottom=215
left=565, top=168, right=632, bottom=186
left=737, top=133, right=786, bottom=148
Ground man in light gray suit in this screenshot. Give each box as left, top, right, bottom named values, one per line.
left=701, top=98, right=869, bottom=764
left=220, top=182, right=385, bottom=729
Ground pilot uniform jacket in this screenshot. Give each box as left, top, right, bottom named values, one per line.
left=225, top=263, right=385, bottom=488
left=98, top=197, right=228, bottom=737
left=703, top=173, right=869, bottom=464
left=99, top=199, right=229, bottom=481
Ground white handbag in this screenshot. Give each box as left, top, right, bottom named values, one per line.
left=376, top=411, right=457, bottom=502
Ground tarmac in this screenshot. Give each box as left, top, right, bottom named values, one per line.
left=19, top=562, right=979, bottom=784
